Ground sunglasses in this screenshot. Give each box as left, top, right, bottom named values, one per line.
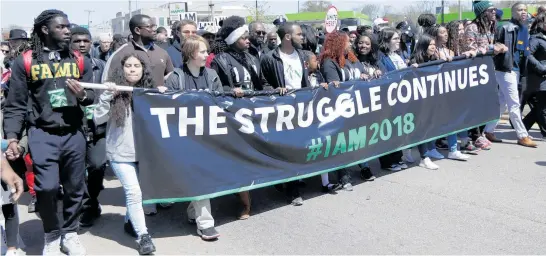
left=255, top=31, right=266, bottom=36
left=1, top=50, right=8, bottom=54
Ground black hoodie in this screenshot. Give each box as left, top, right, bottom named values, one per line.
left=3, top=50, right=94, bottom=140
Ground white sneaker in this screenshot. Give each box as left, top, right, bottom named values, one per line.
left=419, top=157, right=439, bottom=170
left=43, top=232, right=62, bottom=256
left=5, top=249, right=18, bottom=256
left=426, top=149, right=445, bottom=159
left=402, top=149, right=415, bottom=163
left=61, top=232, right=86, bottom=256
left=448, top=150, right=470, bottom=161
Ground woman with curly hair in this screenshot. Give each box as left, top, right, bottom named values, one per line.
left=318, top=31, right=365, bottom=192
left=320, top=31, right=365, bottom=83
left=93, top=53, right=157, bottom=255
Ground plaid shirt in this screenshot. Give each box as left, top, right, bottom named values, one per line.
left=463, top=23, right=494, bottom=54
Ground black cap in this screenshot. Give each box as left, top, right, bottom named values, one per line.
left=9, top=29, right=28, bottom=40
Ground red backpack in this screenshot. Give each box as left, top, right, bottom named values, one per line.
left=22, top=50, right=84, bottom=78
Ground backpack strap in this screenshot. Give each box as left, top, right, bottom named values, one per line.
left=22, top=50, right=33, bottom=77
left=72, top=50, right=85, bottom=78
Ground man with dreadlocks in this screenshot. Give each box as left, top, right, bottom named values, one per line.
left=463, top=1, right=509, bottom=150
left=3, top=9, right=95, bottom=255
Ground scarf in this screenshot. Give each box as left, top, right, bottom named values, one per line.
left=513, top=19, right=530, bottom=56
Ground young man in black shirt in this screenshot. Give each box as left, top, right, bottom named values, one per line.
left=3, top=10, right=95, bottom=255
left=70, top=26, right=107, bottom=228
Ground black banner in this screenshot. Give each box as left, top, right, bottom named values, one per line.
left=133, top=56, right=500, bottom=203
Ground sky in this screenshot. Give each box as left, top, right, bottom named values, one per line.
left=0, top=0, right=417, bottom=29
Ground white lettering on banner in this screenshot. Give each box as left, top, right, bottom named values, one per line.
left=209, top=106, right=228, bottom=135
left=386, top=65, right=490, bottom=106
left=151, top=108, right=175, bottom=138
left=149, top=65, right=492, bottom=137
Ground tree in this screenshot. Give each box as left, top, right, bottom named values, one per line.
left=360, top=4, right=382, bottom=19
left=300, top=0, right=332, bottom=13
left=244, top=1, right=272, bottom=22
left=399, top=0, right=439, bottom=25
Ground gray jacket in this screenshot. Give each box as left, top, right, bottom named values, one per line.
left=93, top=90, right=136, bottom=162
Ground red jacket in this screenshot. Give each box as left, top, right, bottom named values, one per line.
left=206, top=53, right=215, bottom=68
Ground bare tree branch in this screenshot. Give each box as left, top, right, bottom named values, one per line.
left=360, top=4, right=382, bottom=19
left=244, top=1, right=273, bottom=22
left=300, top=0, right=332, bottom=12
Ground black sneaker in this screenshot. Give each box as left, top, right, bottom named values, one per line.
left=28, top=196, right=37, bottom=213
left=80, top=205, right=102, bottom=227
left=124, top=220, right=138, bottom=238
left=138, top=234, right=156, bottom=255
left=197, top=227, right=220, bottom=241
left=435, top=139, right=449, bottom=150
left=321, top=183, right=342, bottom=194
left=360, top=167, right=376, bottom=181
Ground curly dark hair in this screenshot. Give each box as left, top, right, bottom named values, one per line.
left=300, top=24, right=318, bottom=53
left=531, top=12, right=546, bottom=34
left=319, top=31, right=357, bottom=68
left=108, top=53, right=154, bottom=127
left=22, top=10, right=75, bottom=64
left=355, top=33, right=379, bottom=65
left=211, top=38, right=228, bottom=54
left=446, top=20, right=463, bottom=55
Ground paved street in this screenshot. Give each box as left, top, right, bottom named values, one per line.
left=12, top=122, right=546, bottom=255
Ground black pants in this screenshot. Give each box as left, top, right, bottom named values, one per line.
left=82, top=135, right=106, bottom=211
left=522, top=91, right=546, bottom=137
left=28, top=127, right=86, bottom=233
left=379, top=151, right=403, bottom=168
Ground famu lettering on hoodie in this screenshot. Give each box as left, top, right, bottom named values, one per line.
left=3, top=51, right=94, bottom=140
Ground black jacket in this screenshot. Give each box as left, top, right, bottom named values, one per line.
left=260, top=47, right=311, bottom=89
left=526, top=33, right=546, bottom=93
left=248, top=43, right=265, bottom=59
left=211, top=51, right=271, bottom=91
left=494, top=21, right=528, bottom=73
left=320, top=58, right=366, bottom=82
left=86, top=57, right=106, bottom=138
left=3, top=50, right=95, bottom=140
left=165, top=67, right=223, bottom=92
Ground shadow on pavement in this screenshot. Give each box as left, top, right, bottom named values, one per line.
left=82, top=213, right=143, bottom=251
left=19, top=219, right=44, bottom=255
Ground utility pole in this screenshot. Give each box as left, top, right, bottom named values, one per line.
left=458, top=0, right=462, bottom=20
left=255, top=0, right=258, bottom=21
left=298, top=0, right=300, bottom=13
left=129, top=0, right=132, bottom=19
left=84, top=9, right=95, bottom=28
left=441, top=0, right=445, bottom=24
left=209, top=0, right=215, bottom=23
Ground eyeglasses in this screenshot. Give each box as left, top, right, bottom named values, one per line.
left=182, top=30, right=197, bottom=35
left=1, top=50, right=9, bottom=54
left=139, top=25, right=158, bottom=30
left=255, top=31, right=266, bottom=36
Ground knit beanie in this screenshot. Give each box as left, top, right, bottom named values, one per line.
left=473, top=1, right=493, bottom=17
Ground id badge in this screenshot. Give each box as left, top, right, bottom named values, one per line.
left=85, top=104, right=97, bottom=120
left=48, top=88, right=68, bottom=109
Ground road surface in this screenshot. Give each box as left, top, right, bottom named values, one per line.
left=11, top=122, right=546, bottom=254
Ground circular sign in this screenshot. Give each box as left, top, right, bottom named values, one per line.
left=324, top=6, right=338, bottom=34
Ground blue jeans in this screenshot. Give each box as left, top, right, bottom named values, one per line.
left=110, top=161, right=148, bottom=237
left=447, top=131, right=469, bottom=152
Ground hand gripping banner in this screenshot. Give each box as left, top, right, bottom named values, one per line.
left=132, top=55, right=500, bottom=203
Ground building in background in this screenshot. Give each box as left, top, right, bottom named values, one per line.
left=110, top=1, right=248, bottom=37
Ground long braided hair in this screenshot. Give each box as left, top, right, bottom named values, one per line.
left=108, top=53, right=154, bottom=127
left=23, top=9, right=71, bottom=63
left=474, top=9, right=496, bottom=35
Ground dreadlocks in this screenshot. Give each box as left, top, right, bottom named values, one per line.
left=26, top=9, right=68, bottom=63
left=474, top=10, right=496, bottom=35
